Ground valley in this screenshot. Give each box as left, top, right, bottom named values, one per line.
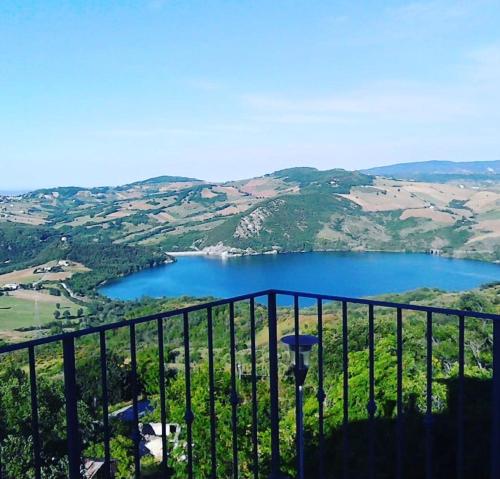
left=0, top=161, right=499, bottom=337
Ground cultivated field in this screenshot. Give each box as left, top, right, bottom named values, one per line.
left=0, top=261, right=89, bottom=285
left=0, top=289, right=83, bottom=334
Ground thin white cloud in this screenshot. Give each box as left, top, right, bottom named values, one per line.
left=388, top=0, right=472, bottom=20
left=243, top=86, right=476, bottom=124
left=95, top=127, right=201, bottom=138
left=95, top=123, right=258, bottom=139
left=147, top=0, right=169, bottom=11
left=242, top=43, right=500, bottom=126
left=466, top=44, right=500, bottom=84
left=249, top=113, right=356, bottom=125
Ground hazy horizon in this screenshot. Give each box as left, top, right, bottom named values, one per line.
left=2, top=1, right=500, bottom=189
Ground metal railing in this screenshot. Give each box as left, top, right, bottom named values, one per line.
left=0, top=288, right=499, bottom=478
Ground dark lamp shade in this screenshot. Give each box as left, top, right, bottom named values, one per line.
left=281, top=334, right=319, bottom=370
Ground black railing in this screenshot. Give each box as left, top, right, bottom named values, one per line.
left=0, top=288, right=499, bottom=478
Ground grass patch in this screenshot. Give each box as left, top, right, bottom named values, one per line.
left=0, top=292, right=83, bottom=331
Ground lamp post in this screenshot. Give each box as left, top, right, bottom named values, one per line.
left=281, top=334, right=318, bottom=479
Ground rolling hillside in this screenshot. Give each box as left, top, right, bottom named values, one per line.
left=1, top=165, right=499, bottom=291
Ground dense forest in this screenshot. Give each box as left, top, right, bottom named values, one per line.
left=0, top=222, right=168, bottom=295
left=0, top=285, right=499, bottom=478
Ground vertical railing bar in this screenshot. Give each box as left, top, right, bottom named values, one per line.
left=492, top=319, right=500, bottom=479
left=293, top=294, right=301, bottom=477
left=99, top=331, right=111, bottom=479
left=0, top=390, right=2, bottom=479
left=0, top=421, right=2, bottom=479
left=129, top=324, right=141, bottom=478
left=3, top=294, right=499, bottom=479
left=229, top=302, right=239, bottom=478
left=249, top=298, right=260, bottom=479
left=457, top=314, right=465, bottom=479
left=368, top=304, right=376, bottom=479
left=396, top=308, right=404, bottom=479
left=425, top=311, right=433, bottom=479
left=157, top=318, right=169, bottom=478
left=342, top=300, right=349, bottom=479
left=267, top=292, right=281, bottom=478
left=29, top=346, right=42, bottom=479
left=207, top=307, right=218, bottom=479
left=317, top=298, right=325, bottom=479
left=183, top=311, right=194, bottom=479
left=63, top=336, right=81, bottom=479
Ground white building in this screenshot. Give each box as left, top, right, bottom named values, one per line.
left=139, top=423, right=181, bottom=460
left=83, top=459, right=116, bottom=478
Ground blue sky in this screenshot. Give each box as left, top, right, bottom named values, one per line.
left=1, top=0, right=500, bottom=188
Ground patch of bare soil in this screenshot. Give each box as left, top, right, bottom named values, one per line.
left=238, top=178, right=282, bottom=198
left=0, top=262, right=89, bottom=285
left=150, top=212, right=175, bottom=222
left=467, top=219, right=500, bottom=244
left=11, top=290, right=66, bottom=304
left=201, top=188, right=218, bottom=199
left=466, top=191, right=500, bottom=213
left=400, top=208, right=456, bottom=224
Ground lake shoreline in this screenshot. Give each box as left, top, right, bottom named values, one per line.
left=100, top=251, right=500, bottom=301
left=166, top=246, right=498, bottom=264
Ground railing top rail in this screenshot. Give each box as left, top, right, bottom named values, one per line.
left=0, top=289, right=273, bottom=355
left=1, top=287, right=498, bottom=355
left=272, top=288, right=500, bottom=321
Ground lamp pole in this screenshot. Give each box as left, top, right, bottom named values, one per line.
left=281, top=334, right=319, bottom=479
left=297, top=383, right=304, bottom=479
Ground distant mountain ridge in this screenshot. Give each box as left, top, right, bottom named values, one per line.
left=363, top=160, right=500, bottom=180
left=125, top=175, right=201, bottom=187
left=13, top=161, right=500, bottom=196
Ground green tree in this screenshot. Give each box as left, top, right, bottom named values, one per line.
left=76, top=350, right=132, bottom=411
left=0, top=359, right=93, bottom=478
left=85, top=435, right=134, bottom=479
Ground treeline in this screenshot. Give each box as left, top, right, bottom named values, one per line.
left=66, top=239, right=167, bottom=295
left=0, top=223, right=65, bottom=273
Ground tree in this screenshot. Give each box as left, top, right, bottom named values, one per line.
left=0, top=360, right=92, bottom=478
left=76, top=350, right=132, bottom=411
left=458, top=292, right=494, bottom=313
left=62, top=310, right=71, bottom=320
left=53, top=310, right=61, bottom=320
left=85, top=435, right=134, bottom=479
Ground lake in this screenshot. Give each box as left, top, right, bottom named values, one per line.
left=100, top=252, right=500, bottom=301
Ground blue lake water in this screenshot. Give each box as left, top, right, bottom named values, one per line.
left=100, top=252, right=500, bottom=301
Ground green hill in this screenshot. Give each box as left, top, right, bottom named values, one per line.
left=1, top=165, right=499, bottom=293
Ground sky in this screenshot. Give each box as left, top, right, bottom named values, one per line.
left=1, top=0, right=500, bottom=189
